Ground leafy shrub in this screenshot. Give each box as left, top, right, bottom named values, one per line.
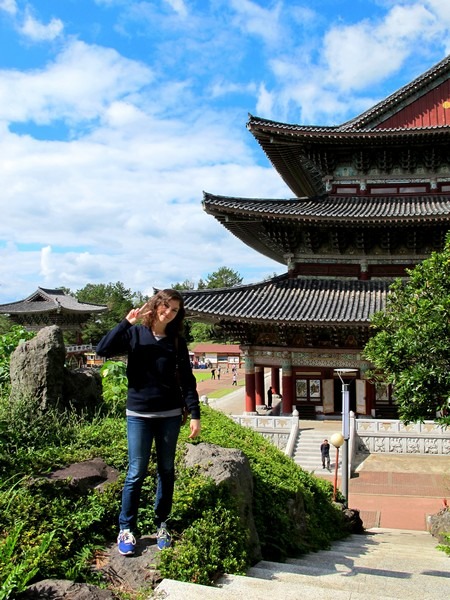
left=159, top=495, right=247, bottom=585
left=178, top=406, right=346, bottom=558
left=99, top=360, right=127, bottom=415
left=0, top=326, right=35, bottom=388
left=0, top=522, right=54, bottom=600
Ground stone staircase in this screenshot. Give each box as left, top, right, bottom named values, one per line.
left=292, top=426, right=341, bottom=475
left=153, top=528, right=449, bottom=599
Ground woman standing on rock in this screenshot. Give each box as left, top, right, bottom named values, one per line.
left=96, top=289, right=201, bottom=555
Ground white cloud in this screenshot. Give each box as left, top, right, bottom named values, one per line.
left=230, top=0, right=284, bottom=45
left=323, top=4, right=440, bottom=91
left=0, top=33, right=288, bottom=303
left=164, top=0, right=188, bottom=19
left=0, top=0, right=16, bottom=15
left=19, top=8, right=64, bottom=41
left=255, top=2, right=450, bottom=124
left=40, top=246, right=54, bottom=279
left=0, top=40, right=152, bottom=125
left=255, top=83, right=274, bottom=118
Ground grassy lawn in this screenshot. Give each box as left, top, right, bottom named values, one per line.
left=194, top=371, right=211, bottom=383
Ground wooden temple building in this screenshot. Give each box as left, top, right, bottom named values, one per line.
left=0, top=287, right=107, bottom=342
left=182, top=54, right=450, bottom=418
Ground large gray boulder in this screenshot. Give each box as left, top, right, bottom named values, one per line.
left=184, top=442, right=262, bottom=562
left=429, top=507, right=450, bottom=543
left=9, top=325, right=102, bottom=412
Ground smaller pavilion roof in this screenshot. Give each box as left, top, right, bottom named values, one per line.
left=182, top=275, right=389, bottom=326
left=0, top=287, right=107, bottom=315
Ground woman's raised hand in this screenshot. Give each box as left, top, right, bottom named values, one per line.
left=137, top=302, right=152, bottom=318
left=125, top=302, right=152, bottom=324
left=125, top=307, right=141, bottom=324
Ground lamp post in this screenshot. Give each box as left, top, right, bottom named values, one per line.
left=334, top=368, right=357, bottom=506
left=330, top=432, right=344, bottom=502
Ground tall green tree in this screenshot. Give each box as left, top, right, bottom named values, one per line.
left=172, top=279, right=195, bottom=291
left=172, top=267, right=243, bottom=344
left=75, top=282, right=146, bottom=345
left=363, top=234, right=450, bottom=426
left=198, top=267, right=243, bottom=289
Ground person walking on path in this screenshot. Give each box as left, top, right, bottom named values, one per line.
left=211, top=367, right=216, bottom=380
left=320, top=438, right=331, bottom=470
left=96, top=289, right=201, bottom=556
left=232, top=373, right=237, bottom=386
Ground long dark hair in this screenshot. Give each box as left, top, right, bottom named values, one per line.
left=141, top=289, right=185, bottom=336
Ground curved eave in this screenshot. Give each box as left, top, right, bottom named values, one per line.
left=182, top=277, right=389, bottom=326
left=247, top=116, right=450, bottom=197
left=247, top=117, right=450, bottom=139
left=0, top=302, right=107, bottom=315
left=203, top=193, right=450, bottom=225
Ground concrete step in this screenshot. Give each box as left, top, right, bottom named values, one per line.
left=293, top=429, right=342, bottom=473
left=153, top=528, right=449, bottom=599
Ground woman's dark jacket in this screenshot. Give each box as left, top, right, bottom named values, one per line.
left=96, top=319, right=200, bottom=419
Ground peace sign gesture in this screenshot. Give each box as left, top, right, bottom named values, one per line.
left=125, top=302, right=152, bottom=324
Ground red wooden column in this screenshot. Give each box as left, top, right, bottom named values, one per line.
left=255, top=366, right=265, bottom=408
left=271, top=367, right=280, bottom=395
left=281, top=360, right=294, bottom=415
left=244, top=356, right=256, bottom=413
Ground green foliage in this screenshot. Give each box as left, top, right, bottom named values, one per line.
left=173, top=267, right=244, bottom=343
left=0, top=326, right=35, bottom=388
left=159, top=498, right=247, bottom=585
left=198, top=266, right=243, bottom=289
left=437, top=529, right=450, bottom=555
left=0, top=375, right=347, bottom=593
left=73, top=281, right=146, bottom=345
left=171, top=279, right=195, bottom=291
left=99, top=360, right=128, bottom=416
left=0, top=316, right=13, bottom=335
left=364, top=233, right=450, bottom=425
left=0, top=522, right=55, bottom=600
left=188, top=321, right=216, bottom=343
left=178, top=406, right=347, bottom=561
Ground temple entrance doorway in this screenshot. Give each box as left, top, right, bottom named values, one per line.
left=333, top=377, right=357, bottom=414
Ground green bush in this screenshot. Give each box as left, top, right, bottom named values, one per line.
left=99, top=360, right=127, bottom=416
left=179, top=406, right=346, bottom=559
left=0, top=326, right=34, bottom=388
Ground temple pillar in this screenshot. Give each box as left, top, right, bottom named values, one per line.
left=244, top=355, right=256, bottom=413
left=281, top=359, right=293, bottom=415
left=255, top=366, right=265, bottom=408
left=271, top=367, right=280, bottom=395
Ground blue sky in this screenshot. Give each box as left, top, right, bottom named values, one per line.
left=0, top=0, right=449, bottom=304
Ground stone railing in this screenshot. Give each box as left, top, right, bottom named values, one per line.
left=231, top=415, right=298, bottom=454
left=66, top=344, right=94, bottom=353
left=354, top=418, right=450, bottom=456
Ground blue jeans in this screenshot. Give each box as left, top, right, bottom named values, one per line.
left=119, top=415, right=181, bottom=532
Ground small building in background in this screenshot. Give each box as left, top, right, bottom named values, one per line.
left=191, top=343, right=242, bottom=369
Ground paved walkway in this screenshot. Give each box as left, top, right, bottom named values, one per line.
left=196, top=373, right=450, bottom=532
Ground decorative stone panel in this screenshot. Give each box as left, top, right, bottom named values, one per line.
left=355, top=419, right=450, bottom=455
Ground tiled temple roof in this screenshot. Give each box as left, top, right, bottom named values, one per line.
left=182, top=275, right=389, bottom=326
left=0, top=287, right=107, bottom=315
left=342, top=53, right=450, bottom=130
left=203, top=193, right=450, bottom=224
left=248, top=54, right=450, bottom=136
left=246, top=55, right=450, bottom=197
